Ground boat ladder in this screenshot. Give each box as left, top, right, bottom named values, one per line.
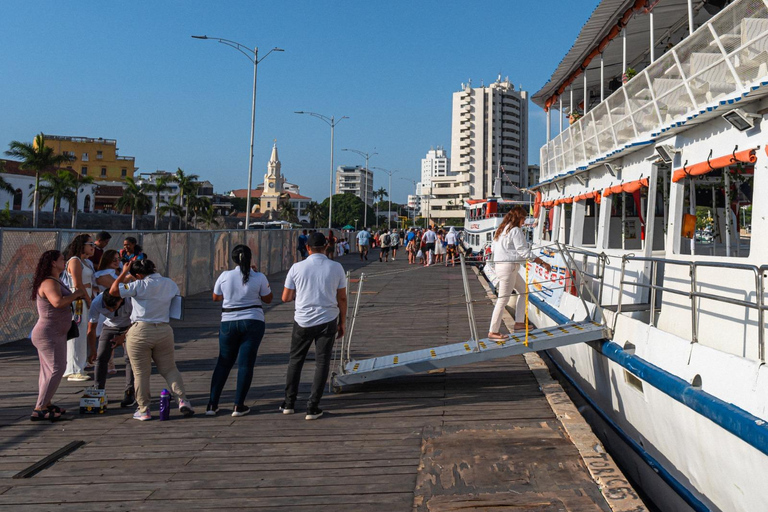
left=332, top=246, right=609, bottom=390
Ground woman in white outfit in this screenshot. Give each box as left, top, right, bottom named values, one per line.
left=63, top=234, right=96, bottom=381
left=488, top=207, right=551, bottom=340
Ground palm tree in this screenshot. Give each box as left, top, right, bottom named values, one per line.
left=188, top=195, right=211, bottom=228
left=158, top=194, right=184, bottom=230
left=0, top=175, right=15, bottom=195
left=142, top=175, right=172, bottom=229
left=70, top=173, right=95, bottom=229
left=36, top=170, right=77, bottom=228
left=199, top=205, right=221, bottom=230
left=116, top=177, right=151, bottom=230
left=277, top=201, right=298, bottom=223
left=305, top=201, right=323, bottom=228
left=5, top=133, right=74, bottom=228
left=374, top=187, right=387, bottom=228
left=171, top=168, right=200, bottom=228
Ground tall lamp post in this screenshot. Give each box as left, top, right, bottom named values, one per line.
left=295, top=112, right=348, bottom=230
left=341, top=148, right=377, bottom=229
left=191, top=35, right=283, bottom=230
left=399, top=176, right=417, bottom=228
left=371, top=167, right=398, bottom=230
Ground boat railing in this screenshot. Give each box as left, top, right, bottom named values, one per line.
left=615, top=255, right=766, bottom=361
left=555, top=243, right=610, bottom=325
left=540, top=0, right=768, bottom=180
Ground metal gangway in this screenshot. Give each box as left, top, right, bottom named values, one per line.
left=332, top=244, right=611, bottom=390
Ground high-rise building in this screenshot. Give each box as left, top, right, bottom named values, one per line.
left=335, top=165, right=374, bottom=206
left=420, top=147, right=451, bottom=191
left=431, top=76, right=528, bottom=221
left=39, top=135, right=137, bottom=182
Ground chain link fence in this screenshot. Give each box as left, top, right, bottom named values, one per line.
left=0, top=228, right=350, bottom=344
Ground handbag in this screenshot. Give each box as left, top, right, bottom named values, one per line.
left=416, top=250, right=423, bottom=258
left=66, top=320, right=79, bottom=339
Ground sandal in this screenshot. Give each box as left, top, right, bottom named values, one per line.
left=30, top=409, right=62, bottom=422
left=488, top=333, right=509, bottom=341
left=47, top=404, right=67, bottom=415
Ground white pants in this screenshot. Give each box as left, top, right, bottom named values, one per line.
left=489, top=262, right=526, bottom=333
left=65, top=301, right=89, bottom=376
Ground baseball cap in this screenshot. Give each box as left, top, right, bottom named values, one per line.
left=308, top=232, right=326, bottom=247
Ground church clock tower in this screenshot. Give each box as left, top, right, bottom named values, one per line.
left=259, top=142, right=285, bottom=215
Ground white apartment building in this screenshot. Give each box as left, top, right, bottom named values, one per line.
left=433, top=76, right=528, bottom=221
left=335, top=165, right=374, bottom=206
left=419, top=146, right=451, bottom=191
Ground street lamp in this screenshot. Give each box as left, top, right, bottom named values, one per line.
left=371, top=167, right=398, bottom=230
left=192, top=35, right=283, bottom=230
left=341, top=149, right=377, bottom=229
left=295, top=112, right=348, bottom=230
left=399, top=176, right=418, bottom=228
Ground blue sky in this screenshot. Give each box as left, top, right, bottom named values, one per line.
left=0, top=1, right=597, bottom=203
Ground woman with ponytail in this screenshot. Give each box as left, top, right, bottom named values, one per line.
left=208, top=245, right=273, bottom=417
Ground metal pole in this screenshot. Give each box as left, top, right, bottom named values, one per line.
left=245, top=48, right=258, bottom=230
left=690, top=263, right=698, bottom=343
left=388, top=171, right=392, bottom=230
left=329, top=118, right=335, bottom=230
left=688, top=0, right=694, bottom=35
left=459, top=252, right=479, bottom=348
left=364, top=154, right=369, bottom=228
left=346, top=274, right=365, bottom=365
left=600, top=54, right=604, bottom=103
left=650, top=260, right=658, bottom=326
left=650, top=10, right=655, bottom=62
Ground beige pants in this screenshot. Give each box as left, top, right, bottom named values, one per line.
left=489, top=262, right=525, bottom=333
left=125, top=322, right=187, bottom=413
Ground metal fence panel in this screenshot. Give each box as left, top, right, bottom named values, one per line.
left=187, top=232, right=213, bottom=296
left=168, top=232, right=188, bottom=296
left=0, top=228, right=306, bottom=343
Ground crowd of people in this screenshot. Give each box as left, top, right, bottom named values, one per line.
left=29, top=230, right=347, bottom=423
left=28, top=209, right=542, bottom=423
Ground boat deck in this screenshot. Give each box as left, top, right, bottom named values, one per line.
left=0, top=253, right=642, bottom=511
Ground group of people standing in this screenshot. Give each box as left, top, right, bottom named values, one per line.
left=29, top=230, right=347, bottom=423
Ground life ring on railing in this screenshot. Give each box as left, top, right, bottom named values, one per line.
left=533, top=191, right=542, bottom=218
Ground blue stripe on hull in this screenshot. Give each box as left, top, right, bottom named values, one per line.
left=529, top=294, right=768, bottom=511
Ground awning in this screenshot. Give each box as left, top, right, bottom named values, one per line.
left=671, top=148, right=757, bottom=183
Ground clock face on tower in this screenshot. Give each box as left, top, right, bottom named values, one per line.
left=268, top=182, right=275, bottom=188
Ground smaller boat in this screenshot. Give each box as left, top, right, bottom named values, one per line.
left=463, top=197, right=532, bottom=254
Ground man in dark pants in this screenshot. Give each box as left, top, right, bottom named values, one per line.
left=280, top=232, right=347, bottom=420
left=87, top=292, right=136, bottom=406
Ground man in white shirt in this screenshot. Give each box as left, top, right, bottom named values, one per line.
left=281, top=232, right=348, bottom=420
left=421, top=226, right=437, bottom=266
left=445, top=227, right=458, bottom=267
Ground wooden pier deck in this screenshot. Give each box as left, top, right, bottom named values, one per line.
left=0, top=253, right=642, bottom=511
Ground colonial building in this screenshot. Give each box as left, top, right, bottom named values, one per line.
left=0, top=159, right=97, bottom=214
left=39, top=135, right=137, bottom=182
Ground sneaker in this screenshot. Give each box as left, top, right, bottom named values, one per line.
left=232, top=405, right=250, bottom=417
left=279, top=402, right=295, bottom=415
left=68, top=373, right=91, bottom=382
left=305, top=406, right=323, bottom=420
left=120, top=393, right=137, bottom=408
left=179, top=400, right=195, bottom=417
left=205, top=403, right=219, bottom=416
left=133, top=409, right=151, bottom=421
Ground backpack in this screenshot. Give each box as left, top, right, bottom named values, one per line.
left=383, top=234, right=391, bottom=246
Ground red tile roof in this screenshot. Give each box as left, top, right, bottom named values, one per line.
left=230, top=189, right=310, bottom=200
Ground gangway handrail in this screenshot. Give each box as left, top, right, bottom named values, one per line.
left=615, top=255, right=766, bottom=361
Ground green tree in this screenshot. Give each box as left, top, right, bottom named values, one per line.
left=277, top=201, right=298, bottom=223
left=318, top=193, right=374, bottom=229
left=305, top=200, right=323, bottom=228
left=142, top=175, right=172, bottom=230
left=158, top=194, right=184, bottom=230
left=116, top=177, right=151, bottom=230
left=199, top=204, right=221, bottom=230
left=5, top=133, right=74, bottom=228
left=36, top=170, right=77, bottom=228
left=188, top=195, right=211, bottom=228
left=171, top=168, right=200, bottom=228
left=0, top=175, right=15, bottom=195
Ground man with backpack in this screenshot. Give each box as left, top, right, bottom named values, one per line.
left=379, top=229, right=391, bottom=263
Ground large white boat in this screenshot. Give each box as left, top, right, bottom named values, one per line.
left=507, top=1, right=768, bottom=510
left=463, top=197, right=532, bottom=254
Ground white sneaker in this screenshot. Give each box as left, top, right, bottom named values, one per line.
left=68, top=373, right=91, bottom=382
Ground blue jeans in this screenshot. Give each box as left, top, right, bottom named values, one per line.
left=209, top=319, right=266, bottom=407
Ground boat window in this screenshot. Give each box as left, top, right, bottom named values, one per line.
left=561, top=204, right=572, bottom=245
left=581, top=199, right=599, bottom=247
left=675, top=166, right=752, bottom=258
left=606, top=192, right=643, bottom=250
